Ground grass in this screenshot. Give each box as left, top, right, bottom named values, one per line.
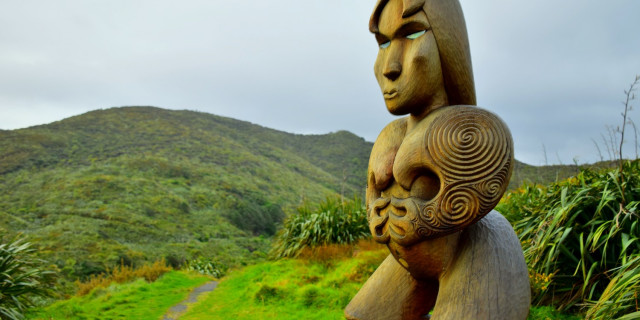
left=75, top=259, right=172, bottom=296
left=180, top=245, right=388, bottom=320
left=529, top=306, right=583, bottom=320
left=500, top=160, right=640, bottom=318
left=28, top=270, right=211, bottom=320
left=23, top=242, right=585, bottom=319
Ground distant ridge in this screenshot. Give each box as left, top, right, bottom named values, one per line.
left=0, top=106, right=373, bottom=279
left=0, top=106, right=589, bottom=281
left=0, top=106, right=371, bottom=191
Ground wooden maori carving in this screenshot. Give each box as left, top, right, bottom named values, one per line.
left=345, top=0, right=531, bottom=319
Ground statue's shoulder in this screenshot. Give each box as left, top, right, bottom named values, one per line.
left=368, top=118, right=407, bottom=191
left=374, top=118, right=408, bottom=147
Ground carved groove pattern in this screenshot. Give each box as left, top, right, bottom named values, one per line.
left=416, top=107, right=512, bottom=238
left=439, top=186, right=480, bottom=226
left=427, top=109, right=508, bottom=181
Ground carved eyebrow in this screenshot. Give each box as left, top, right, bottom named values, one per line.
left=395, top=20, right=430, bottom=38
left=375, top=10, right=431, bottom=42
left=374, top=32, right=390, bottom=46
left=376, top=19, right=430, bottom=41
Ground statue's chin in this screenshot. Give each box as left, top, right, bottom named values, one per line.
left=384, top=99, right=412, bottom=116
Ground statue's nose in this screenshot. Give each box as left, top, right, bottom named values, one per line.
left=383, top=61, right=402, bottom=81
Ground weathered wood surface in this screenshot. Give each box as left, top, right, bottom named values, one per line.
left=346, top=212, right=529, bottom=320
left=345, top=0, right=530, bottom=318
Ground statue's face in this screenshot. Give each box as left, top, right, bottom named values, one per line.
left=374, top=0, right=447, bottom=116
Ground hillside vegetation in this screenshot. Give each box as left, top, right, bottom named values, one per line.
left=0, top=107, right=372, bottom=288
left=0, top=106, right=588, bottom=293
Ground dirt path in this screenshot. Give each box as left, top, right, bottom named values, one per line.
left=161, top=280, right=218, bottom=320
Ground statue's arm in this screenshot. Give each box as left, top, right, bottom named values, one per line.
left=345, top=254, right=438, bottom=320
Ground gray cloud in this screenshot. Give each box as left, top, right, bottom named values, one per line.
left=1, top=0, right=639, bottom=165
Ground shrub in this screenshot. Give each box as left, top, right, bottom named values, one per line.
left=221, top=194, right=285, bottom=236
left=75, top=259, right=171, bottom=296
left=185, top=258, right=228, bottom=278
left=499, top=160, right=640, bottom=318
left=301, top=286, right=319, bottom=307
left=135, top=259, right=172, bottom=282
left=254, top=284, right=286, bottom=304
left=270, top=196, right=369, bottom=259
left=0, top=234, right=55, bottom=320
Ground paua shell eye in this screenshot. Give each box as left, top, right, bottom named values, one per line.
left=406, top=30, right=426, bottom=40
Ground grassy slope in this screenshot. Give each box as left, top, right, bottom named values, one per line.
left=28, top=271, right=211, bottom=320
left=181, top=248, right=389, bottom=320
left=0, top=106, right=370, bottom=195
left=180, top=250, right=581, bottom=320
left=27, top=255, right=582, bottom=320
left=0, top=106, right=591, bottom=285
left=0, top=106, right=372, bottom=284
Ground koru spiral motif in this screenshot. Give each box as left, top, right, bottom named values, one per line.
left=416, top=105, right=513, bottom=238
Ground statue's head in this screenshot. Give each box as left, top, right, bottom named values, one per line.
left=370, top=0, right=476, bottom=116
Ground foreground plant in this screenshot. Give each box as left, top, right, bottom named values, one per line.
left=270, top=196, right=369, bottom=258
left=584, top=255, right=640, bottom=319
left=499, top=160, right=640, bottom=318
left=0, top=234, right=55, bottom=320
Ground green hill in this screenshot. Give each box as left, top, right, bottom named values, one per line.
left=0, top=106, right=592, bottom=286
left=0, top=106, right=372, bottom=284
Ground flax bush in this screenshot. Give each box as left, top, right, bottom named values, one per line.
left=0, top=234, right=55, bottom=320
left=499, top=160, right=640, bottom=319
left=270, top=196, right=369, bottom=259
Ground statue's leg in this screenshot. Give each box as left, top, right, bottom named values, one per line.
left=345, top=254, right=438, bottom=320
left=431, top=211, right=530, bottom=320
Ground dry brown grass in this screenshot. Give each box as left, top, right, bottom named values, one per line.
left=298, top=244, right=354, bottom=262
left=75, top=259, right=172, bottom=296
left=352, top=238, right=385, bottom=254
left=297, top=238, right=386, bottom=262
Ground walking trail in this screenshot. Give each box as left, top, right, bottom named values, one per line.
left=161, top=280, right=218, bottom=320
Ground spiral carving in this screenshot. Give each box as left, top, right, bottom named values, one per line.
left=427, top=108, right=509, bottom=181
left=413, top=106, right=513, bottom=238
left=476, top=161, right=511, bottom=213
left=416, top=202, right=439, bottom=237
left=438, top=186, right=480, bottom=226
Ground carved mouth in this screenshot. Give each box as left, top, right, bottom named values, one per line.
left=383, top=89, right=398, bottom=99
left=389, top=223, right=406, bottom=237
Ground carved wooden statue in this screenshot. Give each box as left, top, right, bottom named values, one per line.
left=344, top=0, right=531, bottom=319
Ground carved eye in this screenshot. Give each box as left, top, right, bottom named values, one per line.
left=410, top=172, right=440, bottom=200
left=406, top=30, right=426, bottom=40
left=379, top=41, right=390, bottom=49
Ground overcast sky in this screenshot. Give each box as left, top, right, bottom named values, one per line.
left=1, top=0, right=639, bottom=165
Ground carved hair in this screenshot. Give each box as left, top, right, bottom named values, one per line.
left=369, top=0, right=476, bottom=106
